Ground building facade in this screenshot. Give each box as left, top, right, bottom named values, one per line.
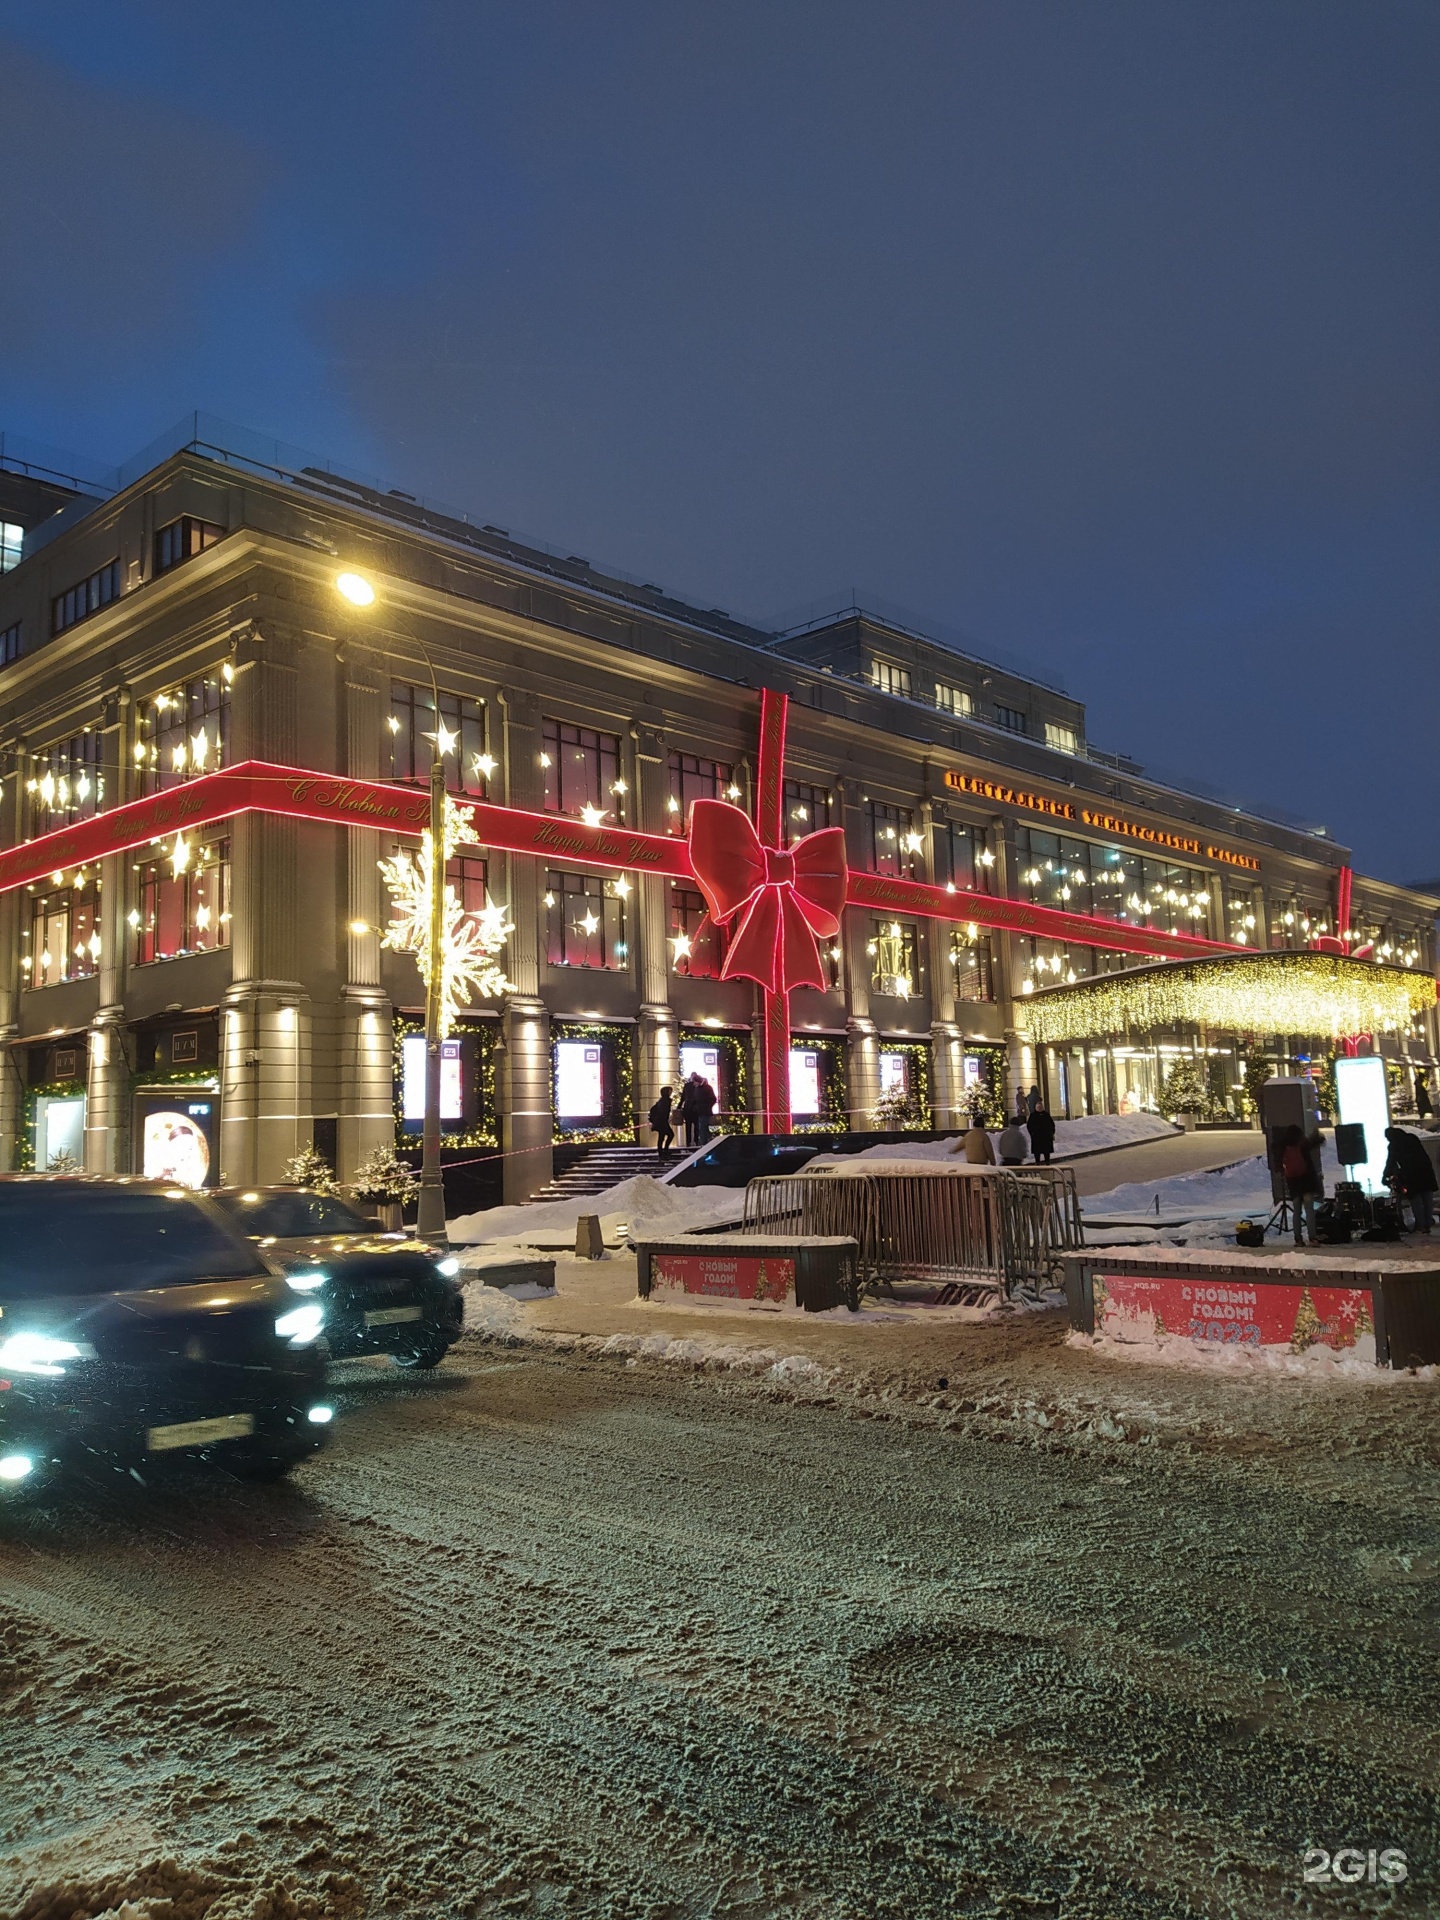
left=0, top=425, right=1434, bottom=1198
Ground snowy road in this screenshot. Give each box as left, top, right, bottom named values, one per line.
left=2, top=1343, right=1437, bottom=1919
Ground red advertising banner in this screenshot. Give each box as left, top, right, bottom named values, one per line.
left=651, top=1251, right=796, bottom=1304
left=1094, top=1272, right=1373, bottom=1354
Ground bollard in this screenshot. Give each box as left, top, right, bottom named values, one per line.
left=575, top=1214, right=605, bottom=1259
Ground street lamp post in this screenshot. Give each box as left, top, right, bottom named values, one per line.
left=334, top=566, right=450, bottom=1242
left=416, top=744, right=449, bottom=1240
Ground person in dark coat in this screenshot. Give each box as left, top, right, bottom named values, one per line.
left=1416, top=1075, right=1433, bottom=1122
left=1026, top=1085, right=1043, bottom=1117
left=1026, top=1102, right=1056, bottom=1164
left=1382, top=1127, right=1438, bottom=1234
left=648, top=1086, right=675, bottom=1158
left=694, top=1075, right=718, bottom=1145
left=1277, top=1123, right=1323, bottom=1244
left=677, top=1076, right=700, bottom=1149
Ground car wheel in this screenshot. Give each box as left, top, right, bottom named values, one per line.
left=392, top=1332, right=452, bottom=1371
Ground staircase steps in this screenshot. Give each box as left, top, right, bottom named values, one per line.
left=524, top=1143, right=669, bottom=1205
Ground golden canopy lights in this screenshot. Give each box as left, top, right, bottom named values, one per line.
left=1021, top=952, right=1437, bottom=1049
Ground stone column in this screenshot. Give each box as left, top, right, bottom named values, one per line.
left=929, top=1019, right=963, bottom=1128
left=86, top=692, right=130, bottom=1172
left=338, top=645, right=395, bottom=1181
left=0, top=736, right=22, bottom=1168
left=495, top=688, right=552, bottom=1201
left=221, top=624, right=312, bottom=1182
left=632, top=722, right=677, bottom=1127
left=839, top=781, right=877, bottom=1132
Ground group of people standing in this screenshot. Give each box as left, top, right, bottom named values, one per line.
left=959, top=1087, right=1056, bottom=1167
left=648, top=1074, right=717, bottom=1158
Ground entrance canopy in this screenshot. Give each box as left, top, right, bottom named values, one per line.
left=1022, top=950, right=1436, bottom=1046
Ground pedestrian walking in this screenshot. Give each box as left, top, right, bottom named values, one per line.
left=997, top=1116, right=1028, bottom=1167
left=1026, top=1101, right=1056, bottom=1164
left=1382, top=1126, right=1437, bottom=1234
left=694, top=1074, right=717, bottom=1145
left=957, top=1113, right=995, bottom=1163
left=1416, top=1075, right=1433, bottom=1122
left=1026, top=1084, right=1042, bottom=1117
left=648, top=1086, right=675, bottom=1159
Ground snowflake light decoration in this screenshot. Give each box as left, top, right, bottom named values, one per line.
left=379, top=796, right=513, bottom=1034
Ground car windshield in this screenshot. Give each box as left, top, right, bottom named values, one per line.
left=212, top=1191, right=374, bottom=1238
left=0, top=1187, right=270, bottom=1299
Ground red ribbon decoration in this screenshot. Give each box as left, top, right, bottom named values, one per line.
left=688, top=797, right=847, bottom=996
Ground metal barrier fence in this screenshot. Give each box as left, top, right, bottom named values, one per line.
left=740, top=1166, right=1084, bottom=1301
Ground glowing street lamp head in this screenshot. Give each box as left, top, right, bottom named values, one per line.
left=335, top=571, right=376, bottom=607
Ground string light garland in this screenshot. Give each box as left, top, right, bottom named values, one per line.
left=379, top=795, right=513, bottom=1035
left=1021, top=951, right=1435, bottom=1047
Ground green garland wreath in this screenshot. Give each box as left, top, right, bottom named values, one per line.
left=391, top=1014, right=498, bottom=1149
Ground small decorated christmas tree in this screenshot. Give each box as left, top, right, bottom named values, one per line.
left=1159, top=1057, right=1208, bottom=1121
left=351, top=1147, right=418, bottom=1208
left=1290, top=1286, right=1322, bottom=1353
left=280, top=1146, right=337, bottom=1193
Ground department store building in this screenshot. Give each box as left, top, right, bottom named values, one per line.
left=0, top=422, right=1433, bottom=1200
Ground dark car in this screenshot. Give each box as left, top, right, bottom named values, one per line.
left=210, top=1187, right=464, bottom=1370
left=0, top=1178, right=332, bottom=1500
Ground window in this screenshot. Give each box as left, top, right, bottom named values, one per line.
left=783, top=779, right=831, bottom=844
left=542, top=720, right=623, bottom=819
left=1225, top=884, right=1260, bottom=947
left=52, top=560, right=121, bottom=636
left=994, top=704, right=1028, bottom=735
left=544, top=869, right=628, bottom=969
left=154, top=517, right=223, bottom=576
left=869, top=658, right=911, bottom=698
left=23, top=869, right=102, bottom=987
left=446, top=854, right=489, bottom=916
left=1014, top=826, right=1213, bottom=936
left=949, top=931, right=995, bottom=1002
left=1044, top=721, right=1079, bottom=754
left=131, top=836, right=231, bottom=964
left=388, top=683, right=488, bottom=797
left=935, top=682, right=972, bottom=718
left=0, top=524, right=21, bottom=572
left=666, top=751, right=733, bottom=833
left=932, top=819, right=993, bottom=893
left=27, top=730, right=105, bottom=829
left=669, top=884, right=725, bottom=978
left=866, top=800, right=918, bottom=877
left=0, top=622, right=20, bottom=665
left=868, top=917, right=920, bottom=999
left=135, top=672, right=230, bottom=794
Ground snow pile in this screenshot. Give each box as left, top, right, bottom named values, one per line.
left=448, top=1173, right=747, bottom=1245
left=1067, top=1327, right=1434, bottom=1384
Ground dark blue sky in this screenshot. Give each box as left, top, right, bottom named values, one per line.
left=2, top=2, right=1436, bottom=881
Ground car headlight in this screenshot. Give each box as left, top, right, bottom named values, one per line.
left=0, top=1332, right=85, bottom=1377
left=274, top=1303, right=325, bottom=1348
left=437, top=1256, right=461, bottom=1277
left=284, top=1270, right=328, bottom=1293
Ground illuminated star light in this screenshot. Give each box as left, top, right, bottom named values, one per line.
left=580, top=804, right=607, bottom=827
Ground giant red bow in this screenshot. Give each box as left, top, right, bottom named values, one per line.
left=688, top=798, right=847, bottom=995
